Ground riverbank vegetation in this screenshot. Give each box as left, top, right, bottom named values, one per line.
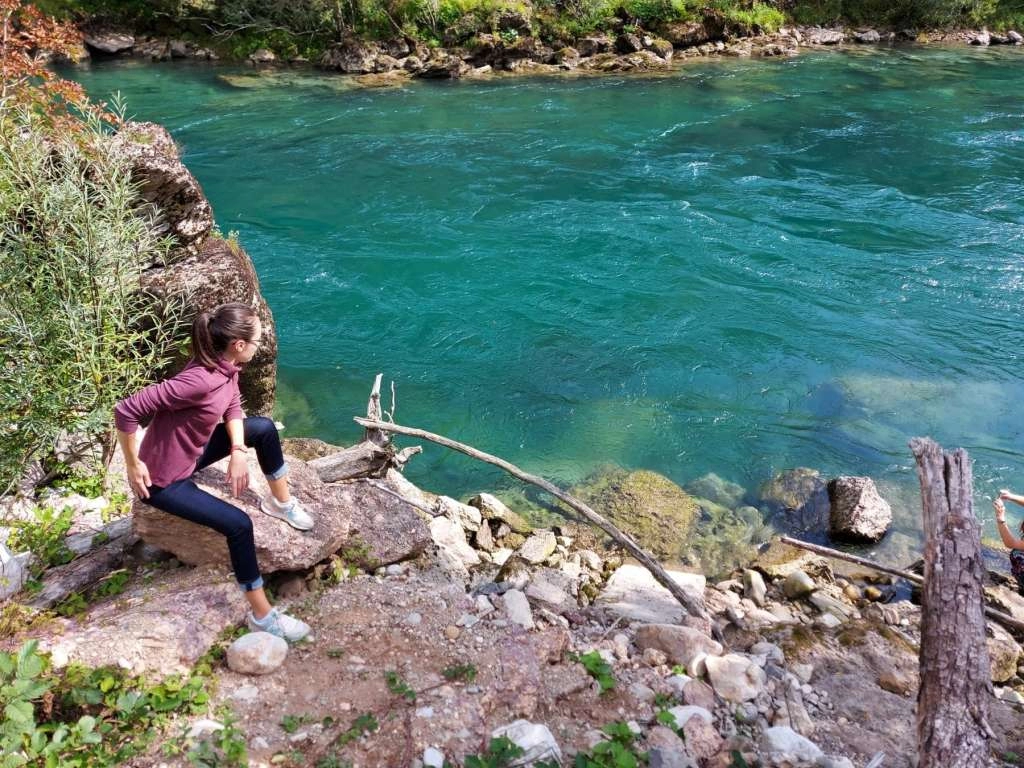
left=0, top=2, right=181, bottom=493
left=34, top=0, right=1024, bottom=60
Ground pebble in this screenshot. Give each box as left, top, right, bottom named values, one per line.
left=250, top=737, right=269, bottom=750
left=404, top=611, right=423, bottom=626
left=444, top=625, right=462, bottom=640
left=385, top=564, right=405, bottom=576
left=416, top=706, right=435, bottom=718
left=230, top=684, right=259, bottom=703
left=423, top=747, right=445, bottom=768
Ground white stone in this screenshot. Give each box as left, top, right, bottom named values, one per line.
left=226, top=632, right=288, bottom=675
left=404, top=612, right=423, bottom=626
left=596, top=564, right=706, bottom=624
left=759, top=726, right=823, bottom=763
left=423, top=747, right=445, bottom=767
left=742, top=569, right=767, bottom=607
left=429, top=517, right=480, bottom=568
left=705, top=653, right=766, bottom=702
left=491, top=720, right=562, bottom=763
left=629, top=683, right=656, bottom=703
left=518, top=531, right=557, bottom=564
left=491, top=548, right=513, bottom=566
left=188, top=719, right=224, bottom=739
left=502, top=589, right=535, bottom=629
left=579, top=549, right=603, bottom=571
left=435, top=496, right=482, bottom=532
left=230, top=684, right=259, bottom=703
left=666, top=705, right=713, bottom=727
left=475, top=595, right=495, bottom=615
left=0, top=541, right=32, bottom=600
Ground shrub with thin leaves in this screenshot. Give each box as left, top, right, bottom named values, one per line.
left=0, top=102, right=183, bottom=492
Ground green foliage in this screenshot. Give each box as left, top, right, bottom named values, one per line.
left=1, top=639, right=226, bottom=767
left=619, top=0, right=693, bottom=25
left=726, top=2, right=785, bottom=31
left=441, top=663, right=477, bottom=683
left=384, top=670, right=417, bottom=701
left=4, top=506, right=75, bottom=580
left=572, top=722, right=645, bottom=768
left=280, top=713, right=315, bottom=734
left=787, top=0, right=1004, bottom=26
left=182, top=708, right=248, bottom=768
left=464, top=736, right=526, bottom=768
left=0, top=104, right=182, bottom=493
left=670, top=664, right=687, bottom=676
left=730, top=750, right=751, bottom=768
left=571, top=650, right=616, bottom=693
left=333, top=712, right=378, bottom=747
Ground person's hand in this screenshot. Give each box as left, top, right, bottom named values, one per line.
left=1000, top=489, right=1013, bottom=501
left=994, top=498, right=1006, bottom=522
left=126, top=460, right=151, bottom=500
left=227, top=452, right=250, bottom=497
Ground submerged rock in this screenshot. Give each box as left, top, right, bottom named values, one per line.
left=759, top=468, right=830, bottom=534
left=572, top=468, right=699, bottom=561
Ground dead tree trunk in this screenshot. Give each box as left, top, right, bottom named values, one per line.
left=910, top=437, right=993, bottom=768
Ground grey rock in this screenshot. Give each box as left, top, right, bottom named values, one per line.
left=502, top=589, right=535, bottom=629
left=827, top=476, right=892, bottom=542
left=518, top=531, right=557, bottom=564
left=468, top=493, right=532, bottom=533
left=1008, top=30, right=1023, bottom=44
left=970, top=29, right=991, bottom=45
left=759, top=468, right=830, bottom=533
left=685, top=473, right=745, bottom=508
left=742, top=569, right=767, bottom=606
left=491, top=720, right=560, bottom=763
left=435, top=496, right=482, bottom=532
left=248, top=48, right=276, bottom=63
left=705, top=653, right=766, bottom=702
left=595, top=564, right=705, bottom=624
left=759, top=726, right=823, bottom=763
left=783, top=570, right=816, bottom=599
left=853, top=29, right=880, bottom=43
left=84, top=31, right=135, bottom=54
left=227, top=632, right=288, bottom=675
left=635, top=624, right=722, bottom=669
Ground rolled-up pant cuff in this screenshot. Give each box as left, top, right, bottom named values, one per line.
left=239, top=575, right=264, bottom=592
left=266, top=464, right=288, bottom=481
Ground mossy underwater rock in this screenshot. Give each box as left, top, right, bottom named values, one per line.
left=759, top=467, right=831, bottom=535
left=571, top=467, right=699, bottom=561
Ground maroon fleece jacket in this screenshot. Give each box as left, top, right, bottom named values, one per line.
left=114, top=357, right=244, bottom=488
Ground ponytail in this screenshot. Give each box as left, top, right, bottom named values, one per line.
left=190, top=303, right=259, bottom=370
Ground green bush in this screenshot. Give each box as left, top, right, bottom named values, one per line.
left=719, top=1, right=786, bottom=32
left=620, top=0, right=693, bottom=25
left=0, top=104, right=182, bottom=493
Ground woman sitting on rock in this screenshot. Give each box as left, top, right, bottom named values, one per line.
left=115, top=302, right=312, bottom=642
left=993, top=490, right=1024, bottom=595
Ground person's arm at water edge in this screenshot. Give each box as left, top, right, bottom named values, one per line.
left=993, top=498, right=1024, bottom=550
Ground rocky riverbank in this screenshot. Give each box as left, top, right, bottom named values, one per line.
left=4, top=432, right=1024, bottom=767
left=72, top=18, right=1024, bottom=86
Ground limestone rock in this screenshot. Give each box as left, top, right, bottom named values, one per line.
left=319, top=39, right=382, bottom=73
left=805, top=28, right=845, bottom=45
left=742, top=569, right=767, bottom=606
left=970, top=29, right=991, bottom=45
left=635, top=624, right=722, bottom=669
left=759, top=726, right=823, bottom=764
left=681, top=715, right=723, bottom=762
left=572, top=468, right=699, bottom=560
left=752, top=539, right=831, bottom=581
left=248, top=48, right=276, bottom=64
left=84, top=30, right=135, bottom=54
left=704, top=653, right=765, bottom=702
left=596, top=564, right=705, bottom=624
left=491, top=720, right=561, bottom=764
left=468, top=493, right=532, bottom=534
left=827, top=476, right=892, bottom=542
left=341, top=479, right=431, bottom=567
left=1008, top=30, right=1023, bottom=44
left=133, top=456, right=349, bottom=572
left=227, top=632, right=288, bottom=674
left=759, top=468, right=830, bottom=533
left=665, top=705, right=713, bottom=727
left=685, top=473, right=745, bottom=509
left=525, top=568, right=574, bottom=613
left=43, top=566, right=246, bottom=675
left=518, top=531, right=556, bottom=564
left=435, top=496, right=482, bottom=532
left=783, top=570, right=816, bottom=600
left=661, top=20, right=713, bottom=47
left=502, top=589, right=535, bottom=629
left=429, top=517, right=481, bottom=570
left=576, top=35, right=613, bottom=56
left=280, top=437, right=343, bottom=462
left=853, top=29, right=881, bottom=43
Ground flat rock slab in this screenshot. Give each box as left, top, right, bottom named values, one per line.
left=595, top=564, right=705, bottom=623
left=133, top=455, right=350, bottom=573
left=336, top=479, right=431, bottom=568
left=37, top=565, right=246, bottom=676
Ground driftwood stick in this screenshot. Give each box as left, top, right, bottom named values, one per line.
left=779, top=535, right=923, bottom=584
left=911, top=437, right=991, bottom=768
left=354, top=416, right=710, bottom=625
left=364, top=373, right=388, bottom=447
left=362, top=479, right=439, bottom=519
left=779, top=535, right=1024, bottom=634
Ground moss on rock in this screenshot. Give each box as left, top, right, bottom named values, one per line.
left=571, top=466, right=699, bottom=562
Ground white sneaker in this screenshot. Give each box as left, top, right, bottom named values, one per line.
left=260, top=493, right=314, bottom=531
left=247, top=608, right=311, bottom=642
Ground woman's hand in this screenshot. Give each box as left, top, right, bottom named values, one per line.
left=227, top=452, right=250, bottom=497
left=1000, top=489, right=1013, bottom=500
left=994, top=498, right=1007, bottom=523
left=126, top=460, right=152, bottom=500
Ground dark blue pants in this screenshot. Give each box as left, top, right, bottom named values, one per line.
left=145, top=416, right=287, bottom=591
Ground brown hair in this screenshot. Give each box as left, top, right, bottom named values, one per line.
left=191, top=303, right=259, bottom=370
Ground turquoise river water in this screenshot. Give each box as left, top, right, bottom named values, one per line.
left=70, top=47, right=1024, bottom=555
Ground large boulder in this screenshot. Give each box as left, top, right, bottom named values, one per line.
left=635, top=624, right=722, bottom=669
left=572, top=468, right=699, bottom=561
left=759, top=468, right=830, bottom=534
left=83, top=30, right=135, bottom=54
left=108, top=122, right=213, bottom=259
left=107, top=122, right=277, bottom=415
left=133, top=453, right=350, bottom=573
left=319, top=39, right=383, bottom=73
left=827, top=476, right=892, bottom=542
left=339, top=479, right=432, bottom=568
left=659, top=20, right=712, bottom=47
left=40, top=565, right=247, bottom=676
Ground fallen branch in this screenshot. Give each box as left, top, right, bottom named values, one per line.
left=779, top=534, right=1024, bottom=635
left=353, top=416, right=711, bottom=625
